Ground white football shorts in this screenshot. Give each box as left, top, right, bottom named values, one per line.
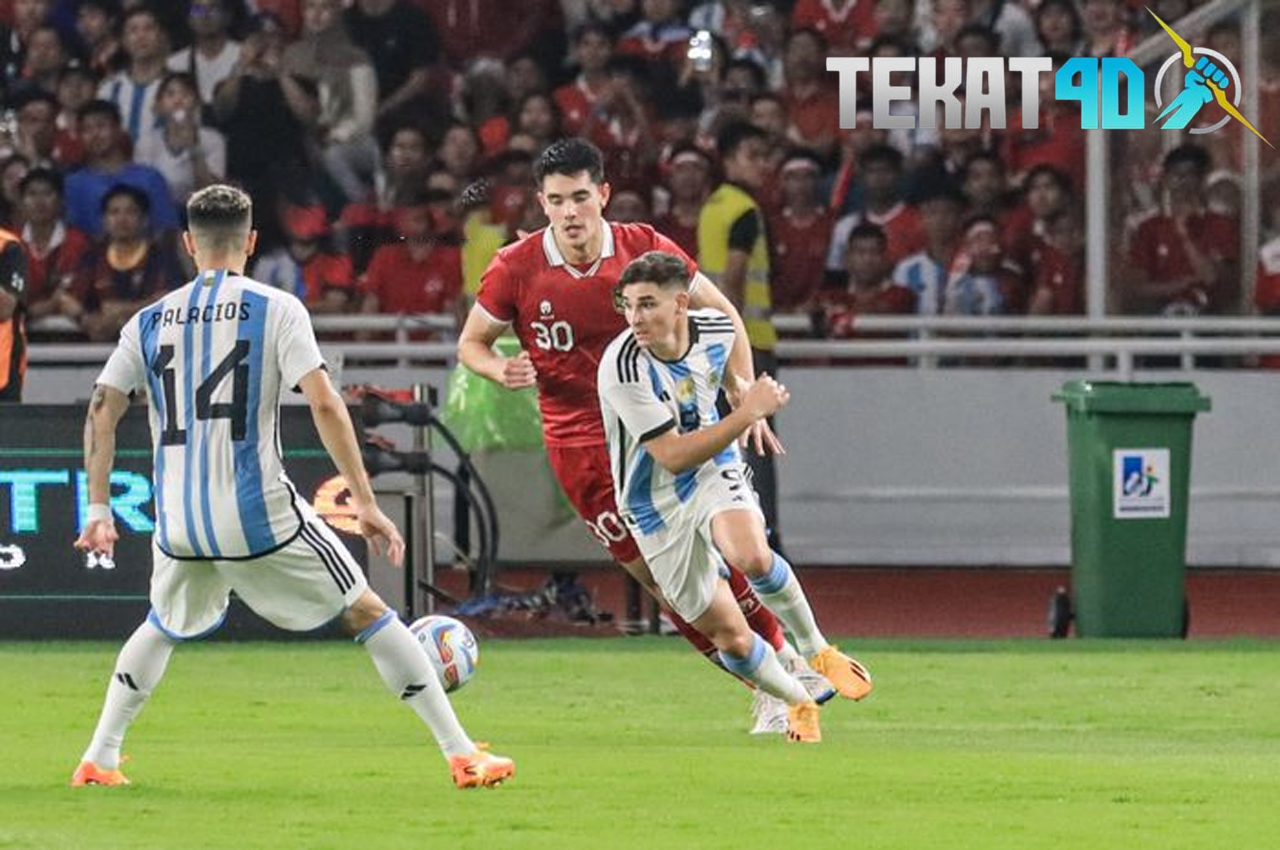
left=147, top=510, right=367, bottom=638
left=628, top=461, right=762, bottom=623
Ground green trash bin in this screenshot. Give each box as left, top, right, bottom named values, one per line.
left=1051, top=381, right=1211, bottom=637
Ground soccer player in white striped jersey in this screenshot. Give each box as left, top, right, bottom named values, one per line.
left=70, top=184, right=513, bottom=790
left=598, top=251, right=874, bottom=743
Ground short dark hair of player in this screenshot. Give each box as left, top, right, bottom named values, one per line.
left=187, top=184, right=253, bottom=251
left=1163, top=144, right=1211, bottom=175
left=19, top=166, right=63, bottom=197
left=617, top=251, right=691, bottom=295
left=101, top=183, right=150, bottom=215
left=716, top=120, right=767, bottom=159
left=846, top=222, right=888, bottom=249
left=535, top=137, right=605, bottom=186
left=79, top=98, right=122, bottom=125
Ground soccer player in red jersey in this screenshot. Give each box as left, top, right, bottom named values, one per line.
left=458, top=139, right=825, bottom=731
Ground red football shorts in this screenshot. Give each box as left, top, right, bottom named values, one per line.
left=545, top=443, right=642, bottom=564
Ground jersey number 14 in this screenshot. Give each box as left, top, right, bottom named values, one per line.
left=154, top=341, right=252, bottom=446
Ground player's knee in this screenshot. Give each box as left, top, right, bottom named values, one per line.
left=715, top=628, right=755, bottom=659
left=340, top=590, right=389, bottom=636
left=723, top=543, right=773, bottom=577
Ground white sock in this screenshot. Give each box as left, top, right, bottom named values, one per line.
left=718, top=635, right=809, bottom=704
left=749, top=554, right=827, bottom=658
left=774, top=641, right=802, bottom=668
left=359, top=612, right=475, bottom=759
left=81, top=617, right=175, bottom=770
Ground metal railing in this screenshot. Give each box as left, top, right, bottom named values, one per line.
left=28, top=313, right=1280, bottom=380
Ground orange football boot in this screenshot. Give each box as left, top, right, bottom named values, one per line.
left=449, top=746, right=515, bottom=789
left=809, top=646, right=874, bottom=701
left=786, top=701, right=821, bottom=743
left=70, top=761, right=130, bottom=787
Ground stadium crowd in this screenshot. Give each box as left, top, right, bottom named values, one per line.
left=0, top=0, right=1278, bottom=365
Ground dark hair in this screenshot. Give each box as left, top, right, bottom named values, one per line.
left=78, top=0, right=122, bottom=17
left=1036, top=0, right=1084, bottom=46
left=964, top=149, right=1006, bottom=176
left=19, top=166, right=63, bottom=196
left=1163, top=143, right=1211, bottom=174
left=955, top=23, right=1000, bottom=53
left=716, top=120, right=767, bottom=159
left=859, top=143, right=905, bottom=171
left=617, top=251, right=691, bottom=293
left=535, top=137, right=605, bottom=185
left=846, top=222, right=887, bottom=248
left=186, top=184, right=252, bottom=245
left=158, top=70, right=198, bottom=99
left=79, top=98, right=122, bottom=124
left=787, top=26, right=828, bottom=53
left=101, top=183, right=150, bottom=215
left=122, top=4, right=164, bottom=32
left=912, top=180, right=967, bottom=207
left=1023, top=164, right=1072, bottom=195
left=725, top=57, right=767, bottom=92
left=12, top=89, right=60, bottom=113
left=571, top=20, right=614, bottom=45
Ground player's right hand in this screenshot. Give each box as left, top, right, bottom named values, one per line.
left=741, top=373, right=790, bottom=420
left=357, top=505, right=406, bottom=567
left=500, top=351, right=537, bottom=389
left=74, top=520, right=118, bottom=559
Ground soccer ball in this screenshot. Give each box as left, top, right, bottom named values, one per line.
left=409, top=615, right=479, bottom=693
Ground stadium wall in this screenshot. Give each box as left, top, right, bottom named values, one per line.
left=21, top=365, right=1280, bottom=569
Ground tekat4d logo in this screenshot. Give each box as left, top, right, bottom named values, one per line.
left=827, top=7, right=1272, bottom=148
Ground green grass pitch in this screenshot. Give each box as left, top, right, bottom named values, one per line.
left=3, top=637, right=1279, bottom=850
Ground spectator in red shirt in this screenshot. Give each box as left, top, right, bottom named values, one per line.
left=11, top=89, right=84, bottom=171
left=961, top=150, right=1014, bottom=223
left=827, top=144, right=926, bottom=285
left=1002, top=57, right=1086, bottom=190
left=820, top=222, right=917, bottom=342
left=791, top=0, right=876, bottom=56
left=768, top=149, right=832, bottom=312
left=361, top=192, right=462, bottom=319
left=780, top=28, right=840, bottom=158
left=1123, top=144, right=1240, bottom=315
left=251, top=203, right=355, bottom=313
left=1028, top=207, right=1084, bottom=315
left=19, top=166, right=91, bottom=327
left=1004, top=164, right=1074, bottom=275
left=554, top=22, right=615, bottom=137
left=425, top=0, right=562, bottom=68
left=653, top=143, right=710, bottom=257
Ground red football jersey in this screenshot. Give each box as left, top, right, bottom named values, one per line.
left=476, top=222, right=697, bottom=447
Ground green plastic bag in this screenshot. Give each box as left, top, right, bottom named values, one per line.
left=442, top=336, right=544, bottom=453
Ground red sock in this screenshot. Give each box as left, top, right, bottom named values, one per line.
left=725, top=565, right=787, bottom=651
left=663, top=608, right=721, bottom=662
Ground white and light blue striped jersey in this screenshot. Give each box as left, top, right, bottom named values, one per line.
left=97, top=270, right=326, bottom=559
left=893, top=250, right=949, bottom=315
left=597, top=309, right=741, bottom=537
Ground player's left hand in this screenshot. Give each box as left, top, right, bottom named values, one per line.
left=742, top=417, right=786, bottom=456
left=357, top=505, right=406, bottom=567
left=74, top=520, right=119, bottom=558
